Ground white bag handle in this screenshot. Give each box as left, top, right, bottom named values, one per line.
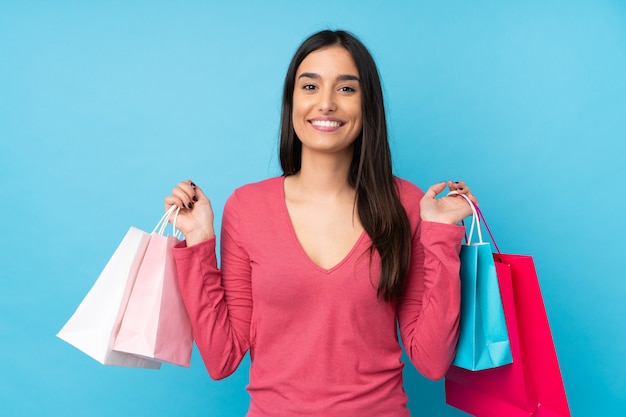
left=448, top=191, right=482, bottom=244
left=152, top=205, right=183, bottom=239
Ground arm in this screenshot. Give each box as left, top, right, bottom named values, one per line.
left=397, top=220, right=463, bottom=380
left=396, top=179, right=472, bottom=380
left=172, top=190, right=253, bottom=380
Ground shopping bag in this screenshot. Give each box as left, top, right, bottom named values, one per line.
left=113, top=206, right=193, bottom=367
left=450, top=192, right=512, bottom=371
left=445, top=205, right=571, bottom=416
left=56, top=226, right=161, bottom=369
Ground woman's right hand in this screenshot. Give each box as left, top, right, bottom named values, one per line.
left=164, top=180, right=215, bottom=246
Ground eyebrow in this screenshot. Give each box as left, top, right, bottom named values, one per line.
left=297, top=72, right=360, bottom=82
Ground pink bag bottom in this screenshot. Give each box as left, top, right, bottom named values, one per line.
left=446, top=379, right=565, bottom=417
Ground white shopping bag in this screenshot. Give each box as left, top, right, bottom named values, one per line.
left=57, top=225, right=161, bottom=369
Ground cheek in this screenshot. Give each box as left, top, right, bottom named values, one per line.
left=291, top=95, right=307, bottom=120
left=292, top=106, right=302, bottom=125
left=349, top=98, right=362, bottom=121
left=352, top=106, right=363, bottom=129
left=291, top=106, right=306, bottom=137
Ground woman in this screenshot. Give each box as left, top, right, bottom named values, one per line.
left=165, top=30, right=476, bottom=417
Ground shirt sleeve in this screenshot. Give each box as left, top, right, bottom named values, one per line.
left=397, top=190, right=465, bottom=380
left=172, top=191, right=252, bottom=380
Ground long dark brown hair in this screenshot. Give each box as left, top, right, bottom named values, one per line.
left=279, top=30, right=411, bottom=303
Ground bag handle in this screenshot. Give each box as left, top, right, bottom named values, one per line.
left=448, top=191, right=482, bottom=244
left=475, top=204, right=501, bottom=254
left=447, top=191, right=501, bottom=253
left=152, top=205, right=183, bottom=239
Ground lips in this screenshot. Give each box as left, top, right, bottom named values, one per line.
left=309, top=118, right=345, bottom=131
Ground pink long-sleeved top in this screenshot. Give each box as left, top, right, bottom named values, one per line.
left=173, top=176, right=463, bottom=417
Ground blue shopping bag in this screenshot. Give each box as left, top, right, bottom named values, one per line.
left=451, top=193, right=512, bottom=371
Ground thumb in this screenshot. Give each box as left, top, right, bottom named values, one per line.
left=424, top=181, right=447, bottom=200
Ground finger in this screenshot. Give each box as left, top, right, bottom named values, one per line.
left=456, top=187, right=476, bottom=204
left=180, top=180, right=198, bottom=199
left=164, top=196, right=182, bottom=211
left=448, top=180, right=467, bottom=192
left=171, top=180, right=200, bottom=210
left=446, top=180, right=478, bottom=202
left=184, top=183, right=213, bottom=212
left=449, top=181, right=476, bottom=200
left=166, top=193, right=190, bottom=211
left=191, top=183, right=209, bottom=202
left=424, top=181, right=447, bottom=200
left=170, top=187, right=192, bottom=210
left=451, top=185, right=479, bottom=206
left=183, top=180, right=215, bottom=206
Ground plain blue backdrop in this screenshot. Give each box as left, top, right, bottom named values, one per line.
left=2, top=1, right=625, bottom=416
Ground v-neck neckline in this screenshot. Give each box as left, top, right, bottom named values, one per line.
left=279, top=176, right=368, bottom=274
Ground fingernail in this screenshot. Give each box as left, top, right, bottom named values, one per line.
left=192, top=195, right=198, bottom=202
left=187, top=202, right=193, bottom=209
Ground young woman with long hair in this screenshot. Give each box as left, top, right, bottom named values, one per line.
left=165, top=30, right=476, bottom=417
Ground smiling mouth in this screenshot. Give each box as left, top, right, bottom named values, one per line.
left=309, top=120, right=344, bottom=128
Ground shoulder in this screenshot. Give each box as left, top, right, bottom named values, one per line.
left=393, top=176, right=424, bottom=207
left=226, top=176, right=284, bottom=210
left=393, top=176, right=424, bottom=228
left=234, top=176, right=283, bottom=196
left=222, top=177, right=284, bottom=235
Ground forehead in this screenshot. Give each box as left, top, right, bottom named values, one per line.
left=296, top=46, right=359, bottom=77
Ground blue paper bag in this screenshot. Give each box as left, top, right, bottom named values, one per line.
left=451, top=193, right=512, bottom=371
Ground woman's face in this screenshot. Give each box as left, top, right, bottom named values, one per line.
left=292, top=46, right=363, bottom=158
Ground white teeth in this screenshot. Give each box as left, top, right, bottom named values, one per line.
left=311, top=120, right=341, bottom=128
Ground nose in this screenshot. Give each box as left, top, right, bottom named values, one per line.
left=318, top=88, right=336, bottom=113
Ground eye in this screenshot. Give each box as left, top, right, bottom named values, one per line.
left=339, top=86, right=357, bottom=93
left=302, top=84, right=317, bottom=91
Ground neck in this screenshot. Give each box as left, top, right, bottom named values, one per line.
left=289, top=148, right=354, bottom=200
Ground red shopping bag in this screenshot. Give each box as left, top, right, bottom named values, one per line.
left=445, top=207, right=571, bottom=417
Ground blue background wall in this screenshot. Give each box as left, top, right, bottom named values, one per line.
left=2, top=1, right=625, bottom=416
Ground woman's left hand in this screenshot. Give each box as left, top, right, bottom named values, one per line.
left=420, top=180, right=477, bottom=225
